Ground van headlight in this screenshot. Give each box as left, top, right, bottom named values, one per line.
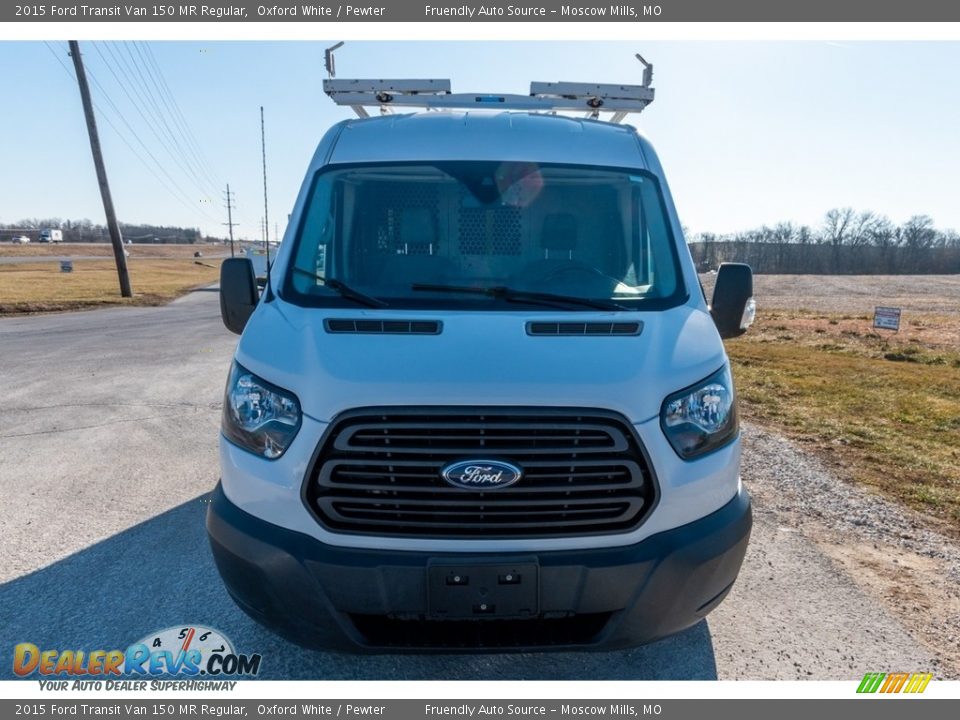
left=222, top=362, right=301, bottom=459
left=661, top=365, right=738, bottom=459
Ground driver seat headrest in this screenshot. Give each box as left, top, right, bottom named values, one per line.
left=541, top=213, right=577, bottom=256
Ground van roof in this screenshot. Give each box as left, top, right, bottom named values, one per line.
left=325, top=111, right=650, bottom=170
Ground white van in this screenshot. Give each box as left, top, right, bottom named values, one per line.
left=208, top=70, right=756, bottom=652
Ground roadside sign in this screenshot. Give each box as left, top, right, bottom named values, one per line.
left=60, top=261, right=73, bottom=273
left=874, top=306, right=901, bottom=331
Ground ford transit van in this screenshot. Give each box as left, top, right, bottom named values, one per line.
left=208, top=70, right=755, bottom=652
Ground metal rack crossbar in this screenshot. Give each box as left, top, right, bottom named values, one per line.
left=322, top=49, right=655, bottom=123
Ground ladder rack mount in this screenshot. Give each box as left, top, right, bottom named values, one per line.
left=323, top=66, right=654, bottom=123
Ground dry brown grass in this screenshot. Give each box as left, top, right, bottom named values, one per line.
left=698, top=272, right=960, bottom=525
left=0, top=243, right=229, bottom=259
left=0, top=259, right=220, bottom=314
left=729, top=308, right=960, bottom=528
left=700, top=273, right=960, bottom=315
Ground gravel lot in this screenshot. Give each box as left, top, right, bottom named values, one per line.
left=736, top=425, right=960, bottom=678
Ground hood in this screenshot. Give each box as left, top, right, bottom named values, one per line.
left=236, top=300, right=727, bottom=425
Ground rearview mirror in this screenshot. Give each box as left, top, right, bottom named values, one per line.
left=710, top=263, right=755, bottom=339
left=220, top=258, right=259, bottom=335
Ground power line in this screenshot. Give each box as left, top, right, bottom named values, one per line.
left=127, top=41, right=221, bottom=201
left=94, top=41, right=218, bottom=207
left=96, top=41, right=216, bottom=203
left=85, top=66, right=217, bottom=218
left=43, top=42, right=218, bottom=225
left=140, top=41, right=222, bottom=192
left=130, top=41, right=220, bottom=197
left=119, top=40, right=214, bottom=197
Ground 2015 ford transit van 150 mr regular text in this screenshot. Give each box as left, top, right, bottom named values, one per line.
left=207, top=65, right=757, bottom=652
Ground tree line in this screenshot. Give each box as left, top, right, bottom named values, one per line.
left=1, top=218, right=225, bottom=245
left=688, top=209, right=960, bottom=274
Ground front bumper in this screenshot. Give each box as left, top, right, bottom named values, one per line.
left=206, top=481, right=751, bottom=652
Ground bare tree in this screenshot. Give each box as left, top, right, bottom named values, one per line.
left=848, top=211, right=882, bottom=248
left=822, top=208, right=856, bottom=246
left=940, top=229, right=960, bottom=249
left=901, top=215, right=937, bottom=249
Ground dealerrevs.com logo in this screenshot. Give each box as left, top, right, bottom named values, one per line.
left=13, top=626, right=262, bottom=685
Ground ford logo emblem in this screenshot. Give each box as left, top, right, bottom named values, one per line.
left=441, top=460, right=523, bottom=490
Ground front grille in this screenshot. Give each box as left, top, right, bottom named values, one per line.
left=304, top=408, right=657, bottom=538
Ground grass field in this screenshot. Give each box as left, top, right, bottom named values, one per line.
left=0, top=242, right=230, bottom=259
left=714, top=275, right=960, bottom=530
left=0, top=259, right=221, bottom=314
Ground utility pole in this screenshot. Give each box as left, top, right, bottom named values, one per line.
left=260, top=106, right=270, bottom=268
left=222, top=184, right=237, bottom=257
left=68, top=40, right=132, bottom=298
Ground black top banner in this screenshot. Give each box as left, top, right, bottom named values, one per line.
left=6, top=0, right=960, bottom=22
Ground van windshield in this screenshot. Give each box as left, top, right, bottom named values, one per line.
left=284, top=162, right=685, bottom=310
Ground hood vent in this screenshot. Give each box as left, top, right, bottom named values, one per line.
left=325, top=319, right=442, bottom=335
left=527, top=321, right=643, bottom=336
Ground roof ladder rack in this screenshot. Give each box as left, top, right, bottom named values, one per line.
left=323, top=46, right=655, bottom=123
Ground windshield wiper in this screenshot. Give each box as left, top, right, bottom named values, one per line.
left=293, top=267, right=388, bottom=308
left=410, top=283, right=628, bottom=311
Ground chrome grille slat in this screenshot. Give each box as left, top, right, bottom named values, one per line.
left=327, top=497, right=637, bottom=509
left=324, top=482, right=633, bottom=494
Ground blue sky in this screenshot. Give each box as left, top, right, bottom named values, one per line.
left=1, top=41, right=958, bottom=239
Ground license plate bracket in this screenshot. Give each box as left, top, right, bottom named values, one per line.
left=427, top=559, right=539, bottom=619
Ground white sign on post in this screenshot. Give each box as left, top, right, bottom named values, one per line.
left=873, top=306, right=901, bottom=331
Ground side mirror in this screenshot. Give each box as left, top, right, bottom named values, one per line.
left=711, top=263, right=755, bottom=339
left=220, top=258, right=259, bottom=335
